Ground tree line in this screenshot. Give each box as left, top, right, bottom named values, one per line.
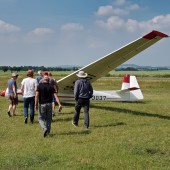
left=0, top=66, right=80, bottom=72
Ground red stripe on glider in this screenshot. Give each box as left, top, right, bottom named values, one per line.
left=123, top=74, right=130, bottom=83
left=143, top=30, right=169, bottom=40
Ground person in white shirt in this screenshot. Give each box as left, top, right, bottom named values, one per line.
left=21, top=70, right=38, bottom=124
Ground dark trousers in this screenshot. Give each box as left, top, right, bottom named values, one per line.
left=73, top=98, right=90, bottom=128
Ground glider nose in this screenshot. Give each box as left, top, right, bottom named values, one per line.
left=0, top=89, right=6, bottom=97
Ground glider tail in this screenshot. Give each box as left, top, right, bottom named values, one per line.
left=121, top=74, right=144, bottom=101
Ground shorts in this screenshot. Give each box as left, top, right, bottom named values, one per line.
left=52, top=97, right=56, bottom=103
left=8, top=94, right=18, bottom=105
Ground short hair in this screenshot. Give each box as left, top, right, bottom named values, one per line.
left=38, top=70, right=42, bottom=74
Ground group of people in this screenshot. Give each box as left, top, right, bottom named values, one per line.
left=7, top=70, right=93, bottom=137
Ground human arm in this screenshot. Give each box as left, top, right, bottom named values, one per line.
left=53, top=92, right=62, bottom=112
left=74, top=80, right=79, bottom=101
left=12, top=81, right=17, bottom=98
left=21, top=80, right=24, bottom=94
left=89, top=82, right=93, bottom=98
left=51, top=78, right=58, bottom=93
left=54, top=81, right=59, bottom=93
left=35, top=91, right=39, bottom=111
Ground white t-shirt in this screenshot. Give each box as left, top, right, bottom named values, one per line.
left=21, top=77, right=38, bottom=98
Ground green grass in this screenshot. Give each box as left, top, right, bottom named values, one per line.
left=0, top=71, right=170, bottom=169
left=109, top=70, right=170, bottom=78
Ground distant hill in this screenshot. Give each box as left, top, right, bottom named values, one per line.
left=57, top=65, right=82, bottom=69
left=116, top=64, right=170, bottom=70
left=58, top=64, right=170, bottom=70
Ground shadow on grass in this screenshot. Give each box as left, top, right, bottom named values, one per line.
left=92, top=104, right=170, bottom=120
left=52, top=117, right=73, bottom=123
left=93, top=122, right=126, bottom=128
left=60, top=101, right=170, bottom=120
left=51, top=130, right=91, bottom=136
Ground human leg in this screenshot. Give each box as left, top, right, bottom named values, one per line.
left=73, top=99, right=82, bottom=126
left=7, top=94, right=13, bottom=117
left=38, top=104, right=47, bottom=131
left=12, top=105, right=17, bottom=116
left=52, top=97, right=56, bottom=116
left=7, top=104, right=12, bottom=117
left=30, top=96, right=35, bottom=123
left=23, top=98, right=29, bottom=123
left=83, top=99, right=90, bottom=128
left=12, top=96, right=18, bottom=116
left=46, top=103, right=52, bottom=134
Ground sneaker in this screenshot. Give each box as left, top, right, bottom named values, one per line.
left=44, top=129, right=48, bottom=138
left=84, top=127, right=89, bottom=130
left=24, top=117, right=28, bottom=124
left=7, top=111, right=12, bottom=117
left=72, top=121, right=78, bottom=127
left=30, top=118, right=34, bottom=124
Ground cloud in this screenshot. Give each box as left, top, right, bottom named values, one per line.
left=29, top=28, right=54, bottom=36
left=0, top=19, right=20, bottom=33
left=95, top=5, right=128, bottom=16
left=26, top=28, right=54, bottom=43
left=96, top=14, right=170, bottom=33
left=95, top=5, right=113, bottom=16
left=61, top=23, right=84, bottom=31
left=95, top=1, right=141, bottom=17
left=96, top=16, right=125, bottom=30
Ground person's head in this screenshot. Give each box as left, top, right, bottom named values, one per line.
left=11, top=72, right=19, bottom=79
left=43, top=71, right=48, bottom=76
left=27, top=70, right=34, bottom=77
left=43, top=72, right=49, bottom=83
left=38, top=70, right=42, bottom=75
left=76, top=70, right=88, bottom=79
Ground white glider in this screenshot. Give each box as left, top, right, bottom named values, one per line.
left=0, top=30, right=168, bottom=102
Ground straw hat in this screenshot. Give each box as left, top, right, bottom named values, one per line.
left=11, top=73, right=18, bottom=77
left=76, top=71, right=88, bottom=78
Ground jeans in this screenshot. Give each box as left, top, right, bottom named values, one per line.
left=38, top=103, right=52, bottom=133
left=23, top=96, right=35, bottom=121
left=73, top=98, right=90, bottom=128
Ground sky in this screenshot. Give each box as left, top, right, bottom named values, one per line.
left=0, top=0, right=169, bottom=67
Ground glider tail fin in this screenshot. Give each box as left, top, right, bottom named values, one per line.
left=121, top=74, right=130, bottom=90
left=121, top=74, right=144, bottom=101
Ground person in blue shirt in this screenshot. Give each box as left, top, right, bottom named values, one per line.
left=36, top=70, right=43, bottom=84
left=7, top=73, right=19, bottom=117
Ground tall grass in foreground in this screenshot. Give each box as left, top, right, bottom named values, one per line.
left=0, top=71, right=170, bottom=170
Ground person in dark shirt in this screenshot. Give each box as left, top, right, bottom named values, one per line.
left=7, top=73, right=19, bottom=117
left=72, top=70, right=93, bottom=129
left=48, top=71, right=59, bottom=117
left=39, top=71, right=59, bottom=117
left=35, top=74, right=62, bottom=137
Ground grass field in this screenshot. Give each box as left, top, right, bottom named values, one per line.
left=0, top=71, right=170, bottom=170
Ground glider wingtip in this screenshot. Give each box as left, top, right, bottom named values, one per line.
left=143, top=30, right=169, bottom=40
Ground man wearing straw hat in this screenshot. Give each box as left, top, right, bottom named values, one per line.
left=72, top=70, right=93, bottom=129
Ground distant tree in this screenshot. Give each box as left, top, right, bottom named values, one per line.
left=1, top=66, right=8, bottom=72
